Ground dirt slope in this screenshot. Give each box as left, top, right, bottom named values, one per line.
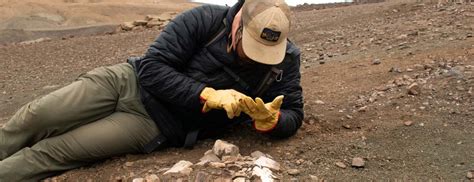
left=0, top=0, right=196, bottom=43
left=0, top=1, right=473, bottom=181
left=0, top=0, right=195, bottom=29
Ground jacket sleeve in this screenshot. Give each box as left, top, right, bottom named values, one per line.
left=264, top=49, right=304, bottom=138
left=135, top=5, right=222, bottom=109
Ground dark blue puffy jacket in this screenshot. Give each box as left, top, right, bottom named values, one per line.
left=130, top=1, right=303, bottom=147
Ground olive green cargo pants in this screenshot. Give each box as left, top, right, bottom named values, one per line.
left=0, top=63, right=159, bottom=181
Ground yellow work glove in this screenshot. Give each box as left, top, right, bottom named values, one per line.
left=200, top=87, right=245, bottom=119
left=240, top=95, right=284, bottom=132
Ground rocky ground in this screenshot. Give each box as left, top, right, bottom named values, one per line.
left=0, top=0, right=473, bottom=181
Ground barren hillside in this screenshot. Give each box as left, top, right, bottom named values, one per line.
left=0, top=0, right=196, bottom=43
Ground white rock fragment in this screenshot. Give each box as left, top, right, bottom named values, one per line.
left=213, top=140, right=240, bottom=157
left=254, top=156, right=281, bottom=171
left=315, top=100, right=325, bottom=105
left=163, top=160, right=193, bottom=175
left=252, top=166, right=275, bottom=182
left=132, top=178, right=144, bottom=182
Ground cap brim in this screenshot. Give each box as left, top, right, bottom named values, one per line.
left=241, top=27, right=287, bottom=65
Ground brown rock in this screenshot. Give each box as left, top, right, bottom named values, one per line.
left=209, top=162, right=226, bottom=168
left=145, top=174, right=160, bottom=182
left=133, top=20, right=148, bottom=26
left=287, top=169, right=300, bottom=176
left=146, top=20, right=163, bottom=28
left=195, top=172, right=212, bottom=181
left=132, top=25, right=145, bottom=31
left=125, top=162, right=134, bottom=167
left=157, top=12, right=175, bottom=21
left=467, top=171, right=473, bottom=179
left=351, top=157, right=365, bottom=168
left=214, top=177, right=233, bottom=182
left=372, top=59, right=381, bottom=65
left=357, top=106, right=368, bottom=112
left=222, top=155, right=239, bottom=163
left=335, top=162, right=347, bottom=169
left=408, top=83, right=421, bottom=95
left=404, top=121, right=414, bottom=126
left=163, top=160, right=193, bottom=175
left=145, top=15, right=159, bottom=21
left=120, top=22, right=135, bottom=31
left=342, top=124, right=351, bottom=129
left=199, top=151, right=221, bottom=164
left=309, top=175, right=319, bottom=181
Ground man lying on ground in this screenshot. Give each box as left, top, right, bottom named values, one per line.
left=0, top=0, right=303, bottom=180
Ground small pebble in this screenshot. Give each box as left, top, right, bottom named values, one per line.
left=125, top=162, right=134, bottom=167
left=404, top=121, right=414, bottom=126
left=467, top=171, right=473, bottom=179
left=287, top=169, right=300, bottom=176
left=372, top=59, right=381, bottom=65
left=335, top=162, right=347, bottom=169
left=352, top=157, right=365, bottom=168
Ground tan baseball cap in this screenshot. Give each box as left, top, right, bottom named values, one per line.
left=241, top=0, right=291, bottom=65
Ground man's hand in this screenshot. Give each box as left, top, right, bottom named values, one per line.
left=200, top=87, right=246, bottom=119
left=240, top=95, right=284, bottom=132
